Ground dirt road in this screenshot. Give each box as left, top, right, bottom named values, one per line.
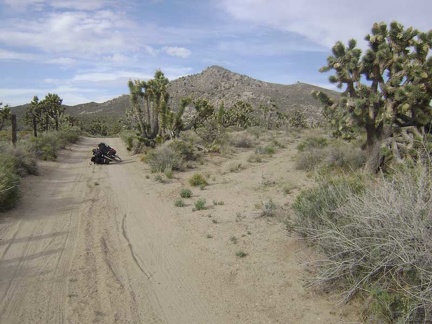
left=0, top=137, right=359, bottom=323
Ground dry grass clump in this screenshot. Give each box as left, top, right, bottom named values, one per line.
left=293, top=163, right=432, bottom=323
left=296, top=136, right=365, bottom=172
left=1, top=143, right=38, bottom=176
left=229, top=132, right=255, bottom=148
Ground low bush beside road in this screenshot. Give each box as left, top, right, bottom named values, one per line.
left=0, top=127, right=81, bottom=212
left=293, top=161, right=432, bottom=323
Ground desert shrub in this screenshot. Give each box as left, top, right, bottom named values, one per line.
left=40, top=142, right=57, bottom=161
left=174, top=199, right=185, bottom=207
left=229, top=132, right=254, bottom=148
left=144, top=145, right=183, bottom=172
left=180, top=188, right=192, bottom=198
left=235, top=250, right=248, bottom=258
left=196, top=119, right=223, bottom=145
left=0, top=157, right=20, bottom=212
left=293, top=164, right=432, bottom=323
left=189, top=173, right=208, bottom=187
left=324, top=145, right=366, bottom=171
left=255, top=145, right=275, bottom=155
left=164, top=168, right=174, bottom=179
left=194, top=198, right=206, bottom=210
left=226, top=161, right=244, bottom=173
left=293, top=175, right=365, bottom=232
left=296, top=141, right=366, bottom=173
left=261, top=199, right=277, bottom=217
left=154, top=174, right=164, bottom=183
left=246, top=126, right=263, bottom=139
left=295, top=148, right=323, bottom=171
left=168, top=139, right=197, bottom=161
left=29, top=130, right=80, bottom=161
left=288, top=110, right=308, bottom=128
left=247, top=153, right=262, bottom=163
left=1, top=143, right=38, bottom=176
left=271, top=138, right=285, bottom=148
left=297, top=136, right=329, bottom=152
left=120, top=130, right=137, bottom=151
left=58, top=126, right=81, bottom=144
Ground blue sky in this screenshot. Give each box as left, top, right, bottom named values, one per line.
left=0, top=0, right=430, bottom=106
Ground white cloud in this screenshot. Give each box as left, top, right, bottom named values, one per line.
left=0, top=10, right=136, bottom=55
left=163, top=46, right=191, bottom=58
left=0, top=49, right=35, bottom=60
left=4, top=0, right=109, bottom=11
left=219, top=0, right=432, bottom=48
left=72, top=71, right=153, bottom=83
left=46, top=57, right=77, bottom=65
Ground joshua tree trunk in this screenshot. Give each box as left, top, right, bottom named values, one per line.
left=32, top=116, right=37, bottom=137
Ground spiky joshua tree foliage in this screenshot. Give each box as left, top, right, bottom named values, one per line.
left=128, top=70, right=170, bottom=141
left=313, top=21, right=432, bottom=173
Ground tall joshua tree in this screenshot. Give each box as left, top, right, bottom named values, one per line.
left=313, top=21, right=432, bottom=173
left=128, top=70, right=169, bottom=140
left=43, top=93, right=64, bottom=131
left=0, top=103, right=11, bottom=131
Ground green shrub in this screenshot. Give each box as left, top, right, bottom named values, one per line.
left=296, top=142, right=366, bottom=172
left=293, top=175, right=365, bottom=232
left=41, top=144, right=57, bottom=161
left=164, top=168, right=174, bottom=179
left=58, top=127, right=81, bottom=144
left=0, top=162, right=20, bottom=212
left=144, top=145, right=183, bottom=172
left=255, top=146, right=275, bottom=155
left=154, top=174, right=164, bottom=183
left=194, top=198, right=206, bottom=210
left=1, top=144, right=38, bottom=176
left=30, top=131, right=74, bottom=161
left=168, top=140, right=197, bottom=161
left=189, top=173, right=208, bottom=187
left=174, top=199, right=185, bottom=207
left=297, top=136, right=329, bottom=152
left=180, top=188, right=192, bottom=198
left=261, top=199, right=277, bottom=217
left=235, top=250, right=248, bottom=258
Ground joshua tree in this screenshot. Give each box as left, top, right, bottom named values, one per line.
left=221, top=101, right=255, bottom=128
left=42, top=93, right=64, bottom=131
left=313, top=21, right=432, bottom=173
left=25, top=96, right=42, bottom=137
left=0, top=103, right=11, bottom=131
left=128, top=70, right=169, bottom=141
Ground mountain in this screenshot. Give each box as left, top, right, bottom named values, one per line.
left=167, top=65, right=336, bottom=123
left=10, top=65, right=338, bottom=123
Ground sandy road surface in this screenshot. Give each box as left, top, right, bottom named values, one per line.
left=0, top=137, right=359, bottom=324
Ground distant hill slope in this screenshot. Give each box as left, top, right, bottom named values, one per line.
left=167, top=65, right=337, bottom=123
left=10, top=65, right=338, bottom=123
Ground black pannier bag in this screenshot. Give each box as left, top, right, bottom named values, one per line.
left=91, top=148, right=110, bottom=164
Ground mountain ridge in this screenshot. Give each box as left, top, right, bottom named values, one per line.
left=10, top=65, right=337, bottom=124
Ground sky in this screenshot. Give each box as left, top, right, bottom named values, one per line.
left=0, top=0, right=431, bottom=107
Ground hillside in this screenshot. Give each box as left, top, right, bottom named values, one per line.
left=10, top=66, right=338, bottom=123
left=168, top=65, right=336, bottom=122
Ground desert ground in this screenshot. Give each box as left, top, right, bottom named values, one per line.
left=0, top=134, right=361, bottom=323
